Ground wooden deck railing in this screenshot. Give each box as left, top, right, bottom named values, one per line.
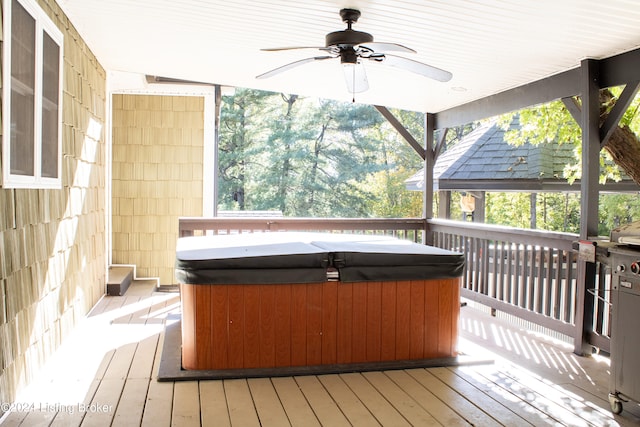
left=178, top=217, right=427, bottom=242
left=178, top=216, right=612, bottom=352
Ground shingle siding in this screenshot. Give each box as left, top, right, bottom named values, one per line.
left=0, top=0, right=107, bottom=406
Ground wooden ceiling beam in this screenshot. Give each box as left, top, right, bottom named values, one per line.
left=374, top=105, right=426, bottom=160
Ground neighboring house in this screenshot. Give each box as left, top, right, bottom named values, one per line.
left=405, top=118, right=639, bottom=222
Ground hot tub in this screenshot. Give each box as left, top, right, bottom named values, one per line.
left=175, top=232, right=464, bottom=374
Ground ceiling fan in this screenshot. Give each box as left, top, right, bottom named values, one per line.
left=256, top=8, right=452, bottom=96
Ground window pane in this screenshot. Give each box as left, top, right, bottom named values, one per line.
left=41, top=31, right=60, bottom=178
left=10, top=0, right=36, bottom=176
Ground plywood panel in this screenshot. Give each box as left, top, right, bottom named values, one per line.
left=273, top=284, right=291, bottom=367
left=424, top=280, right=440, bottom=357
left=395, top=281, right=412, bottom=360
left=409, top=280, right=426, bottom=358
left=366, top=282, right=382, bottom=362
left=351, top=282, right=368, bottom=363
left=336, top=283, right=353, bottom=364
left=290, top=285, right=307, bottom=366
left=306, top=283, right=323, bottom=366
left=321, top=280, right=338, bottom=365
left=259, top=285, right=276, bottom=368
left=195, top=285, right=213, bottom=369
left=227, top=285, right=244, bottom=369
left=212, top=286, right=229, bottom=369
left=243, top=285, right=261, bottom=368
left=380, top=281, right=397, bottom=361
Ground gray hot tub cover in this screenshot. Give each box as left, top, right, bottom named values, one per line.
left=175, top=232, right=464, bottom=284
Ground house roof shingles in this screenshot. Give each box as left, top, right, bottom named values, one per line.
left=406, top=118, right=639, bottom=193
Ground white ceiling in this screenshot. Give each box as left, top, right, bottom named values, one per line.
left=57, top=0, right=640, bottom=113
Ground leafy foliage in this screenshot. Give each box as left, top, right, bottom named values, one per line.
left=492, top=88, right=640, bottom=235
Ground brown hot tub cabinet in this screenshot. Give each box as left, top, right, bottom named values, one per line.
left=175, top=233, right=464, bottom=374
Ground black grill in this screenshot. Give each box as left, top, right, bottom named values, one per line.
left=607, top=221, right=640, bottom=414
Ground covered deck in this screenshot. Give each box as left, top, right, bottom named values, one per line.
left=3, top=1, right=640, bottom=424
left=3, top=279, right=639, bottom=427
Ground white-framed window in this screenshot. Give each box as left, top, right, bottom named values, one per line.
left=2, top=0, right=63, bottom=189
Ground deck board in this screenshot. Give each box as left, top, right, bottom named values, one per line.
left=453, top=365, right=552, bottom=426
left=405, top=368, right=502, bottom=426
left=339, top=372, right=411, bottom=426
left=198, top=381, right=230, bottom=427
left=247, top=378, right=290, bottom=427
left=470, top=364, right=594, bottom=426
left=171, top=382, right=201, bottom=427
left=223, top=379, right=261, bottom=427
left=111, top=378, right=148, bottom=426
left=80, top=378, right=124, bottom=426
left=103, top=343, right=137, bottom=380
left=140, top=380, right=173, bottom=427
left=2, top=282, right=640, bottom=427
left=271, top=376, right=320, bottom=427
left=317, top=374, right=380, bottom=427
left=383, top=369, right=471, bottom=426
left=430, top=366, right=535, bottom=426
left=128, top=334, right=160, bottom=379
left=361, top=370, right=441, bottom=426
left=294, top=375, right=350, bottom=427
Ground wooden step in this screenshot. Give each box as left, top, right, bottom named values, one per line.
left=107, top=266, right=134, bottom=296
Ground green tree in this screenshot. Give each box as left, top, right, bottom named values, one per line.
left=217, top=89, right=424, bottom=218
left=486, top=193, right=531, bottom=229
left=218, top=88, right=274, bottom=210
left=496, top=88, right=640, bottom=234
left=599, top=194, right=640, bottom=235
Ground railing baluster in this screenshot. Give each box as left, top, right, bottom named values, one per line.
left=506, top=242, right=514, bottom=305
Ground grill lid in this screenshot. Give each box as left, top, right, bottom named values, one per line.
left=611, top=220, right=640, bottom=248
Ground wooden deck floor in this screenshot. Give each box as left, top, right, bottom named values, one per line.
left=1, top=281, right=639, bottom=427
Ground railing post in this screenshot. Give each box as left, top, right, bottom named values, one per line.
left=573, top=58, right=601, bottom=356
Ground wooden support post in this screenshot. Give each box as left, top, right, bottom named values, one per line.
left=438, top=191, right=451, bottom=219
left=574, top=59, right=600, bottom=356
left=213, top=85, right=222, bottom=216
left=424, top=113, right=435, bottom=244
left=530, top=193, right=537, bottom=229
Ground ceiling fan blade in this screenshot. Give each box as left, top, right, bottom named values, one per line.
left=256, top=56, right=335, bottom=79
left=375, top=54, right=452, bottom=82
left=358, top=42, right=416, bottom=54
left=343, top=62, right=369, bottom=93
left=261, top=46, right=331, bottom=52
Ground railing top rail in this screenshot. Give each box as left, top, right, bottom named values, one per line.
left=179, top=217, right=427, bottom=236
left=427, top=218, right=578, bottom=250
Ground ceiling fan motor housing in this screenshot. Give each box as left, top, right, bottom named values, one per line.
left=326, top=29, right=373, bottom=48
left=326, top=8, right=373, bottom=48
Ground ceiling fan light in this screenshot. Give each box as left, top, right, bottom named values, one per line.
left=343, top=62, right=368, bottom=93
